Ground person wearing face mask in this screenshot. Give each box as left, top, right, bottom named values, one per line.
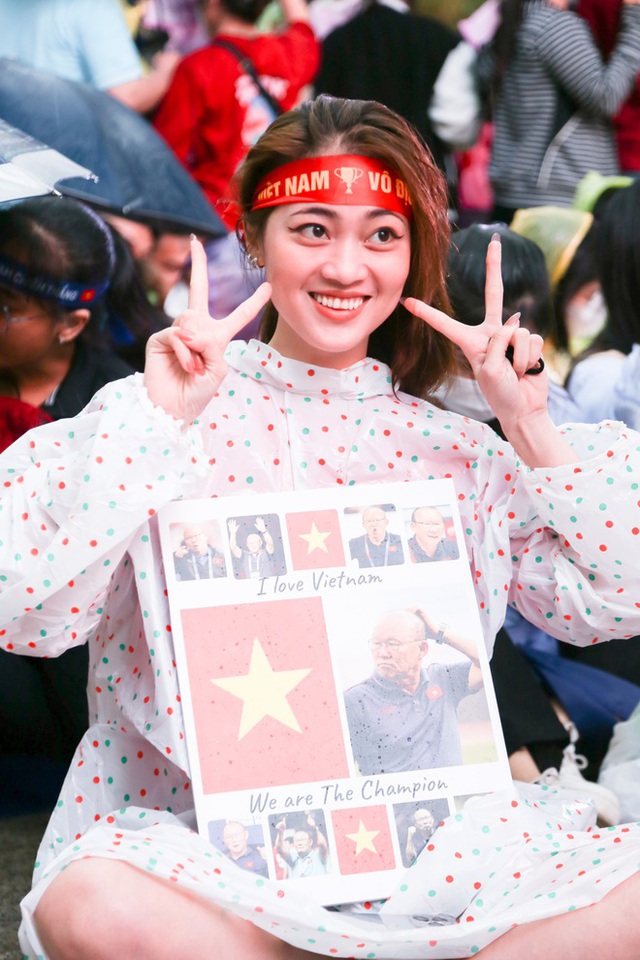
left=509, top=206, right=605, bottom=385
left=566, top=179, right=640, bottom=425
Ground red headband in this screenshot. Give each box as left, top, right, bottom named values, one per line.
left=251, top=155, right=413, bottom=220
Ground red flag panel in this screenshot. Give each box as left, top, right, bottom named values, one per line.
left=181, top=597, right=350, bottom=793
left=285, top=509, right=346, bottom=570
left=331, top=805, right=396, bottom=875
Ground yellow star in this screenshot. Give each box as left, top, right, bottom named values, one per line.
left=299, top=521, right=331, bottom=554
left=211, top=638, right=311, bottom=740
left=345, top=820, right=380, bottom=856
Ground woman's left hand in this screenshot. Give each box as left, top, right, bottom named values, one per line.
left=404, top=235, right=548, bottom=435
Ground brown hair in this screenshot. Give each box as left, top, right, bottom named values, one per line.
left=235, top=95, right=455, bottom=398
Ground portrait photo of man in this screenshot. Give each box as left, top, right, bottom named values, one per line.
left=348, top=504, right=404, bottom=568
left=172, top=522, right=227, bottom=581
left=211, top=819, right=269, bottom=878
left=343, top=606, right=483, bottom=776
left=407, top=505, right=460, bottom=563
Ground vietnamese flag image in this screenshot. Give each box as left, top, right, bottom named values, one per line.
left=331, top=805, right=396, bottom=875
left=285, top=509, right=345, bottom=571
left=180, top=597, right=350, bottom=794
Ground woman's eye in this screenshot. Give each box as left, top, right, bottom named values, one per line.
left=297, top=223, right=327, bottom=239
left=370, top=227, right=399, bottom=244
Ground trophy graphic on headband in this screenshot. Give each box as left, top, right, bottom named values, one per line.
left=334, top=166, right=364, bottom=195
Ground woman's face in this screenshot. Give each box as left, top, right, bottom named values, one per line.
left=261, top=202, right=411, bottom=369
left=0, top=285, right=61, bottom=372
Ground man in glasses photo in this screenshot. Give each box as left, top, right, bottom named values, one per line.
left=343, top=606, right=483, bottom=775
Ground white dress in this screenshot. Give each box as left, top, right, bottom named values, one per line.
left=2, top=340, right=640, bottom=959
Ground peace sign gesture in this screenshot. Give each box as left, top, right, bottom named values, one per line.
left=405, top=236, right=576, bottom=468
left=144, top=237, right=272, bottom=424
left=404, top=236, right=547, bottom=436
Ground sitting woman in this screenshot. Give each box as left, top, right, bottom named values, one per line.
left=2, top=97, right=640, bottom=960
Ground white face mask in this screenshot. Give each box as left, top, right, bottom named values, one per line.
left=564, top=288, right=607, bottom=346
left=432, top=376, right=495, bottom=422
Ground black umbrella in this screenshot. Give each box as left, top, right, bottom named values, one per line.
left=0, top=58, right=225, bottom=238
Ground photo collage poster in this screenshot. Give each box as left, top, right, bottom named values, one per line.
left=158, top=479, right=513, bottom=905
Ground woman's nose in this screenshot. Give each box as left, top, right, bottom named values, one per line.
left=319, top=238, right=368, bottom=285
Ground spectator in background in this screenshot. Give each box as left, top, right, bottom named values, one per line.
left=138, top=230, right=192, bottom=318
left=0, top=0, right=179, bottom=114
left=153, top=0, right=320, bottom=325
left=566, top=178, right=640, bottom=424
left=0, top=196, right=137, bottom=814
left=510, top=205, right=603, bottom=384
left=479, top=0, right=640, bottom=223
left=314, top=0, right=480, bottom=219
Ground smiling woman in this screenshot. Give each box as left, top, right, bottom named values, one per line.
left=2, top=97, right=640, bottom=960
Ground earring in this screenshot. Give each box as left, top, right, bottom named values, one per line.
left=249, top=255, right=260, bottom=268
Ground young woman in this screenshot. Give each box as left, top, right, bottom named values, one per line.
left=2, top=97, right=640, bottom=960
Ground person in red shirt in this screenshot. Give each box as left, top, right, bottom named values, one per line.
left=153, top=0, right=320, bottom=326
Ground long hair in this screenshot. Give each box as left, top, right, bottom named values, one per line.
left=477, top=0, right=526, bottom=106
left=234, top=95, right=456, bottom=398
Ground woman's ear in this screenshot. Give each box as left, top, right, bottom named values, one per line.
left=55, top=309, right=90, bottom=345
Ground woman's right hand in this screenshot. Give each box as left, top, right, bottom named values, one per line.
left=144, top=236, right=272, bottom=423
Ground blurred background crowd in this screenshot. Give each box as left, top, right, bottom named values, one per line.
left=2, top=0, right=640, bottom=838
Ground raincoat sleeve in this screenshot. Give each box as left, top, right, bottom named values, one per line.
left=504, top=420, right=640, bottom=646
left=0, top=374, right=210, bottom=657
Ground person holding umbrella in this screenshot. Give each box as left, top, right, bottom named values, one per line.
left=2, top=96, right=640, bottom=960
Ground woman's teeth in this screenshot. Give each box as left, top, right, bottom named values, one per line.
left=312, top=294, right=364, bottom=310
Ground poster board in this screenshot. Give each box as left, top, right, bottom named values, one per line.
left=158, top=479, right=513, bottom=905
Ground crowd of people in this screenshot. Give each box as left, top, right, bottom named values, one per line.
left=2, top=1, right=640, bottom=959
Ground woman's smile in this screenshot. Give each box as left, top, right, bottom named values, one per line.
left=263, top=202, right=410, bottom=369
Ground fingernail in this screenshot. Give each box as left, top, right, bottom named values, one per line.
left=399, top=296, right=407, bottom=305
left=179, top=328, right=195, bottom=339
left=491, top=232, right=501, bottom=243
left=505, top=312, right=521, bottom=326
left=190, top=233, right=197, bottom=242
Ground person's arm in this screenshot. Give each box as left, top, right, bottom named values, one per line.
left=109, top=51, right=181, bottom=114
left=538, top=1, right=640, bottom=118
left=0, top=375, right=211, bottom=656
left=255, top=518, right=275, bottom=555
left=273, top=819, right=291, bottom=863
left=409, top=608, right=483, bottom=690
left=227, top=519, right=242, bottom=559
left=280, top=0, right=312, bottom=25
left=405, top=825, right=419, bottom=864
left=428, top=41, right=482, bottom=150
left=307, top=815, right=329, bottom=863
